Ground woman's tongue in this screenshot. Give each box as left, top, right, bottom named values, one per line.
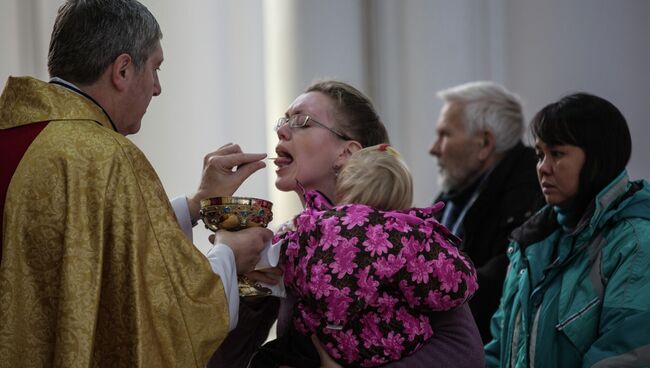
left=274, top=155, right=293, bottom=168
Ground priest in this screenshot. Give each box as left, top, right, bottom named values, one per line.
left=0, top=1, right=271, bottom=367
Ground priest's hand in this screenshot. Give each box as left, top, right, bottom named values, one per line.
left=188, top=143, right=267, bottom=225
left=244, top=266, right=283, bottom=285
left=214, top=227, right=272, bottom=274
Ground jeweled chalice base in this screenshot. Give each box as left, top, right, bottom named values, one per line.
left=199, top=196, right=274, bottom=297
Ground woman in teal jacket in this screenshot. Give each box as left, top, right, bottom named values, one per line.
left=485, top=92, right=650, bottom=367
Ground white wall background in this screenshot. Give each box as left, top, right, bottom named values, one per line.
left=2, top=0, right=649, bottom=250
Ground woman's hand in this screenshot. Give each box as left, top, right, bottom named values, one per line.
left=311, top=335, right=342, bottom=368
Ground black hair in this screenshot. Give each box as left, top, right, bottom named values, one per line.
left=531, top=92, right=631, bottom=214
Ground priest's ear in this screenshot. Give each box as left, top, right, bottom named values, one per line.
left=110, top=53, right=134, bottom=92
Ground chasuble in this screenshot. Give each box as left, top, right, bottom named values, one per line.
left=0, top=76, right=229, bottom=367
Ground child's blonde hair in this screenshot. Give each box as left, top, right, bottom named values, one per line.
left=335, top=144, right=413, bottom=210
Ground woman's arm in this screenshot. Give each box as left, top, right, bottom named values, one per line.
left=378, top=304, right=485, bottom=368
left=311, top=304, right=485, bottom=368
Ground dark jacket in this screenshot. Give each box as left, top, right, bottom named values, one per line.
left=434, top=142, right=543, bottom=342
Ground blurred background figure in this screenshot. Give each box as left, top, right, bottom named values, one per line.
left=429, top=81, right=543, bottom=342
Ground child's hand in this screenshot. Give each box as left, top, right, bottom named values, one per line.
left=245, top=267, right=283, bottom=285
left=311, top=335, right=342, bottom=368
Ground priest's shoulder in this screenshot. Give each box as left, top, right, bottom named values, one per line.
left=43, top=119, right=147, bottom=162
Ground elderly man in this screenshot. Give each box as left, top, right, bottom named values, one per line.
left=0, top=1, right=271, bottom=367
left=429, top=81, right=543, bottom=343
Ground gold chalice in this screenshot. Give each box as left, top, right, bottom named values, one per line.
left=200, top=196, right=274, bottom=297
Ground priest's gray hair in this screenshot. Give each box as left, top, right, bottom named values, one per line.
left=48, top=0, right=162, bottom=85
left=437, top=81, right=524, bottom=153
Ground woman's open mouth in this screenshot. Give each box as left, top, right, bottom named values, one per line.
left=274, top=148, right=293, bottom=169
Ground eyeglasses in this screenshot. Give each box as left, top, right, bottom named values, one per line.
left=275, top=115, right=352, bottom=141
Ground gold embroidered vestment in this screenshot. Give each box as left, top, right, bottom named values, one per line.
left=0, top=77, right=229, bottom=367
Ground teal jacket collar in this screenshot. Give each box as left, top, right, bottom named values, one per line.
left=512, top=171, right=650, bottom=249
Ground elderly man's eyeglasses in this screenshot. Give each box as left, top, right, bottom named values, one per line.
left=275, top=115, right=352, bottom=141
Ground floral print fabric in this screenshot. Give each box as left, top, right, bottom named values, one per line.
left=275, top=190, right=479, bottom=367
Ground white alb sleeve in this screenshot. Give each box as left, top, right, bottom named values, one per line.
left=253, top=240, right=286, bottom=298
left=205, top=243, right=239, bottom=331
left=170, top=196, right=194, bottom=241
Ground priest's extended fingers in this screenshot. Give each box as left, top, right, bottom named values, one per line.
left=215, top=152, right=267, bottom=171
left=206, top=142, right=268, bottom=168
left=232, top=160, right=266, bottom=183
left=203, top=144, right=237, bottom=165
left=215, top=142, right=241, bottom=154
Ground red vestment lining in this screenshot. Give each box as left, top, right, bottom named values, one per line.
left=0, top=121, right=49, bottom=262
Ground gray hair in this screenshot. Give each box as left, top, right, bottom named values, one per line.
left=437, top=81, right=524, bottom=153
left=48, top=0, right=162, bottom=84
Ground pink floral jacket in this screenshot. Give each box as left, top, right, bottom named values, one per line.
left=274, top=191, right=479, bottom=367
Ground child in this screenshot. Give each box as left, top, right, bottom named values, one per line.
left=254, top=144, right=478, bottom=367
